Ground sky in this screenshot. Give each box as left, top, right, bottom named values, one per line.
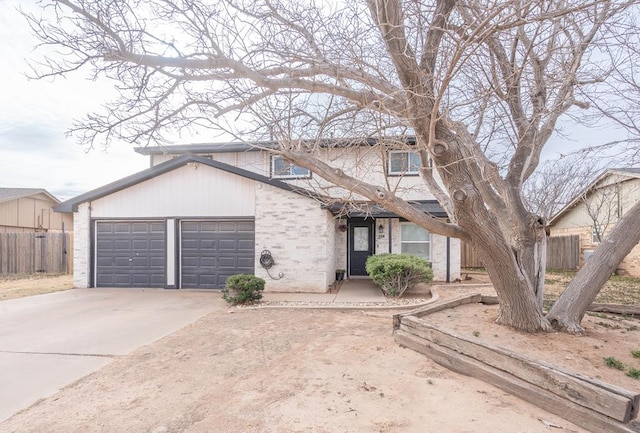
left=0, top=2, right=629, bottom=203
left=0, top=2, right=149, bottom=201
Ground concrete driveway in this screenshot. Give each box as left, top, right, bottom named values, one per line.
left=0, top=288, right=223, bottom=422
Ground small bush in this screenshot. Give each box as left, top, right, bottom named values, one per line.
left=222, top=274, right=265, bottom=305
left=365, top=254, right=433, bottom=298
left=604, top=356, right=625, bottom=371
left=627, top=368, right=640, bottom=379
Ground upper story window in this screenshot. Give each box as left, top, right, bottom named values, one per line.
left=271, top=155, right=311, bottom=179
left=388, top=151, right=421, bottom=176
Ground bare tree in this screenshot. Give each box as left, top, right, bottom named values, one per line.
left=25, top=0, right=640, bottom=332
left=523, top=157, right=601, bottom=221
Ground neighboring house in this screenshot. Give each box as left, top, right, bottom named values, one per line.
left=548, top=168, right=640, bottom=277
left=0, top=188, right=72, bottom=233
left=55, top=140, right=461, bottom=292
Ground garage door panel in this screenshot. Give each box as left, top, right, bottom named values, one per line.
left=236, top=221, right=254, bottom=232
left=237, top=240, right=254, bottom=250
left=150, top=257, right=165, bottom=267
left=114, top=223, right=132, bottom=233
left=237, top=257, right=254, bottom=268
left=96, top=221, right=166, bottom=288
left=199, top=257, right=217, bottom=267
left=180, top=220, right=255, bottom=289
left=131, top=257, right=150, bottom=268
left=198, top=222, right=218, bottom=232
left=217, top=257, right=237, bottom=268
left=218, top=240, right=237, bottom=250
left=112, top=257, right=131, bottom=267
left=198, top=275, right=217, bottom=285
left=199, top=240, right=217, bottom=249
left=218, top=222, right=237, bottom=232
left=149, top=239, right=165, bottom=250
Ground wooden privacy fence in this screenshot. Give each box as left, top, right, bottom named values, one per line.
left=461, top=235, right=580, bottom=270
left=0, top=232, right=73, bottom=274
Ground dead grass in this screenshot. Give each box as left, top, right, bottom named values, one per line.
left=544, top=270, right=640, bottom=305
left=0, top=274, right=73, bottom=301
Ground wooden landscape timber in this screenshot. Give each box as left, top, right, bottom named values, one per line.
left=393, top=296, right=640, bottom=433
left=588, top=304, right=640, bottom=317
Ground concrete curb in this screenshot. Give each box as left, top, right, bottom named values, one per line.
left=239, top=286, right=442, bottom=311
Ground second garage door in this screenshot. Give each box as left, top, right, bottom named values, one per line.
left=180, top=220, right=255, bottom=289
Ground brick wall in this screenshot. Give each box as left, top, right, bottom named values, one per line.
left=73, top=202, right=91, bottom=288
left=254, top=183, right=335, bottom=292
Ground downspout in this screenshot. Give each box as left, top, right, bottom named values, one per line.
left=446, top=236, right=450, bottom=283
left=388, top=219, right=392, bottom=254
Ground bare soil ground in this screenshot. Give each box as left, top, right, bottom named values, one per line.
left=0, top=274, right=639, bottom=432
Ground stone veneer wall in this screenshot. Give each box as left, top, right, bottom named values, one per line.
left=334, top=218, right=348, bottom=270
left=73, top=202, right=91, bottom=288
left=254, top=183, right=335, bottom=292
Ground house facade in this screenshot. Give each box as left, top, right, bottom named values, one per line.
left=548, top=168, right=640, bottom=277
left=0, top=188, right=72, bottom=233
left=56, top=141, right=461, bottom=292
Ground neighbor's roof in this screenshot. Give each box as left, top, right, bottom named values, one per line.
left=54, top=154, right=325, bottom=213
left=134, top=136, right=418, bottom=156
left=0, top=188, right=60, bottom=204
left=548, top=167, right=640, bottom=226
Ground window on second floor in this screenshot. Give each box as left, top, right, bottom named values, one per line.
left=388, top=151, right=421, bottom=176
left=271, top=155, right=311, bottom=179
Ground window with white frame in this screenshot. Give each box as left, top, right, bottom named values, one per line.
left=388, top=151, right=421, bottom=175
left=271, top=155, right=311, bottom=179
left=400, top=223, right=431, bottom=260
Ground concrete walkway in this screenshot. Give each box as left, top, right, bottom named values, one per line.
left=261, top=278, right=385, bottom=303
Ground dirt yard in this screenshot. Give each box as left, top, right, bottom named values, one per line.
left=0, top=276, right=639, bottom=432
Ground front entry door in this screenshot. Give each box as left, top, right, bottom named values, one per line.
left=349, top=218, right=375, bottom=276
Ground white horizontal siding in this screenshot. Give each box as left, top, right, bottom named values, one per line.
left=212, top=151, right=267, bottom=176
left=279, top=147, right=436, bottom=201
left=150, top=147, right=437, bottom=201
left=90, top=163, right=256, bottom=217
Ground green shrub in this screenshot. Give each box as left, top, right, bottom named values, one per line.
left=627, top=368, right=640, bottom=379
left=365, top=254, right=433, bottom=298
left=604, top=356, right=625, bottom=371
left=222, top=274, right=265, bottom=305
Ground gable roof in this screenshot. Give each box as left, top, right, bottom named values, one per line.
left=0, top=188, right=60, bottom=205
left=548, top=167, right=640, bottom=226
left=54, top=154, right=322, bottom=213
left=134, top=136, right=419, bottom=156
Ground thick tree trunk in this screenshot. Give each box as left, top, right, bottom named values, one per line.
left=547, top=200, right=640, bottom=333
left=467, top=224, right=552, bottom=333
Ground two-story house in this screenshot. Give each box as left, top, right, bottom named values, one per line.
left=55, top=139, right=461, bottom=291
